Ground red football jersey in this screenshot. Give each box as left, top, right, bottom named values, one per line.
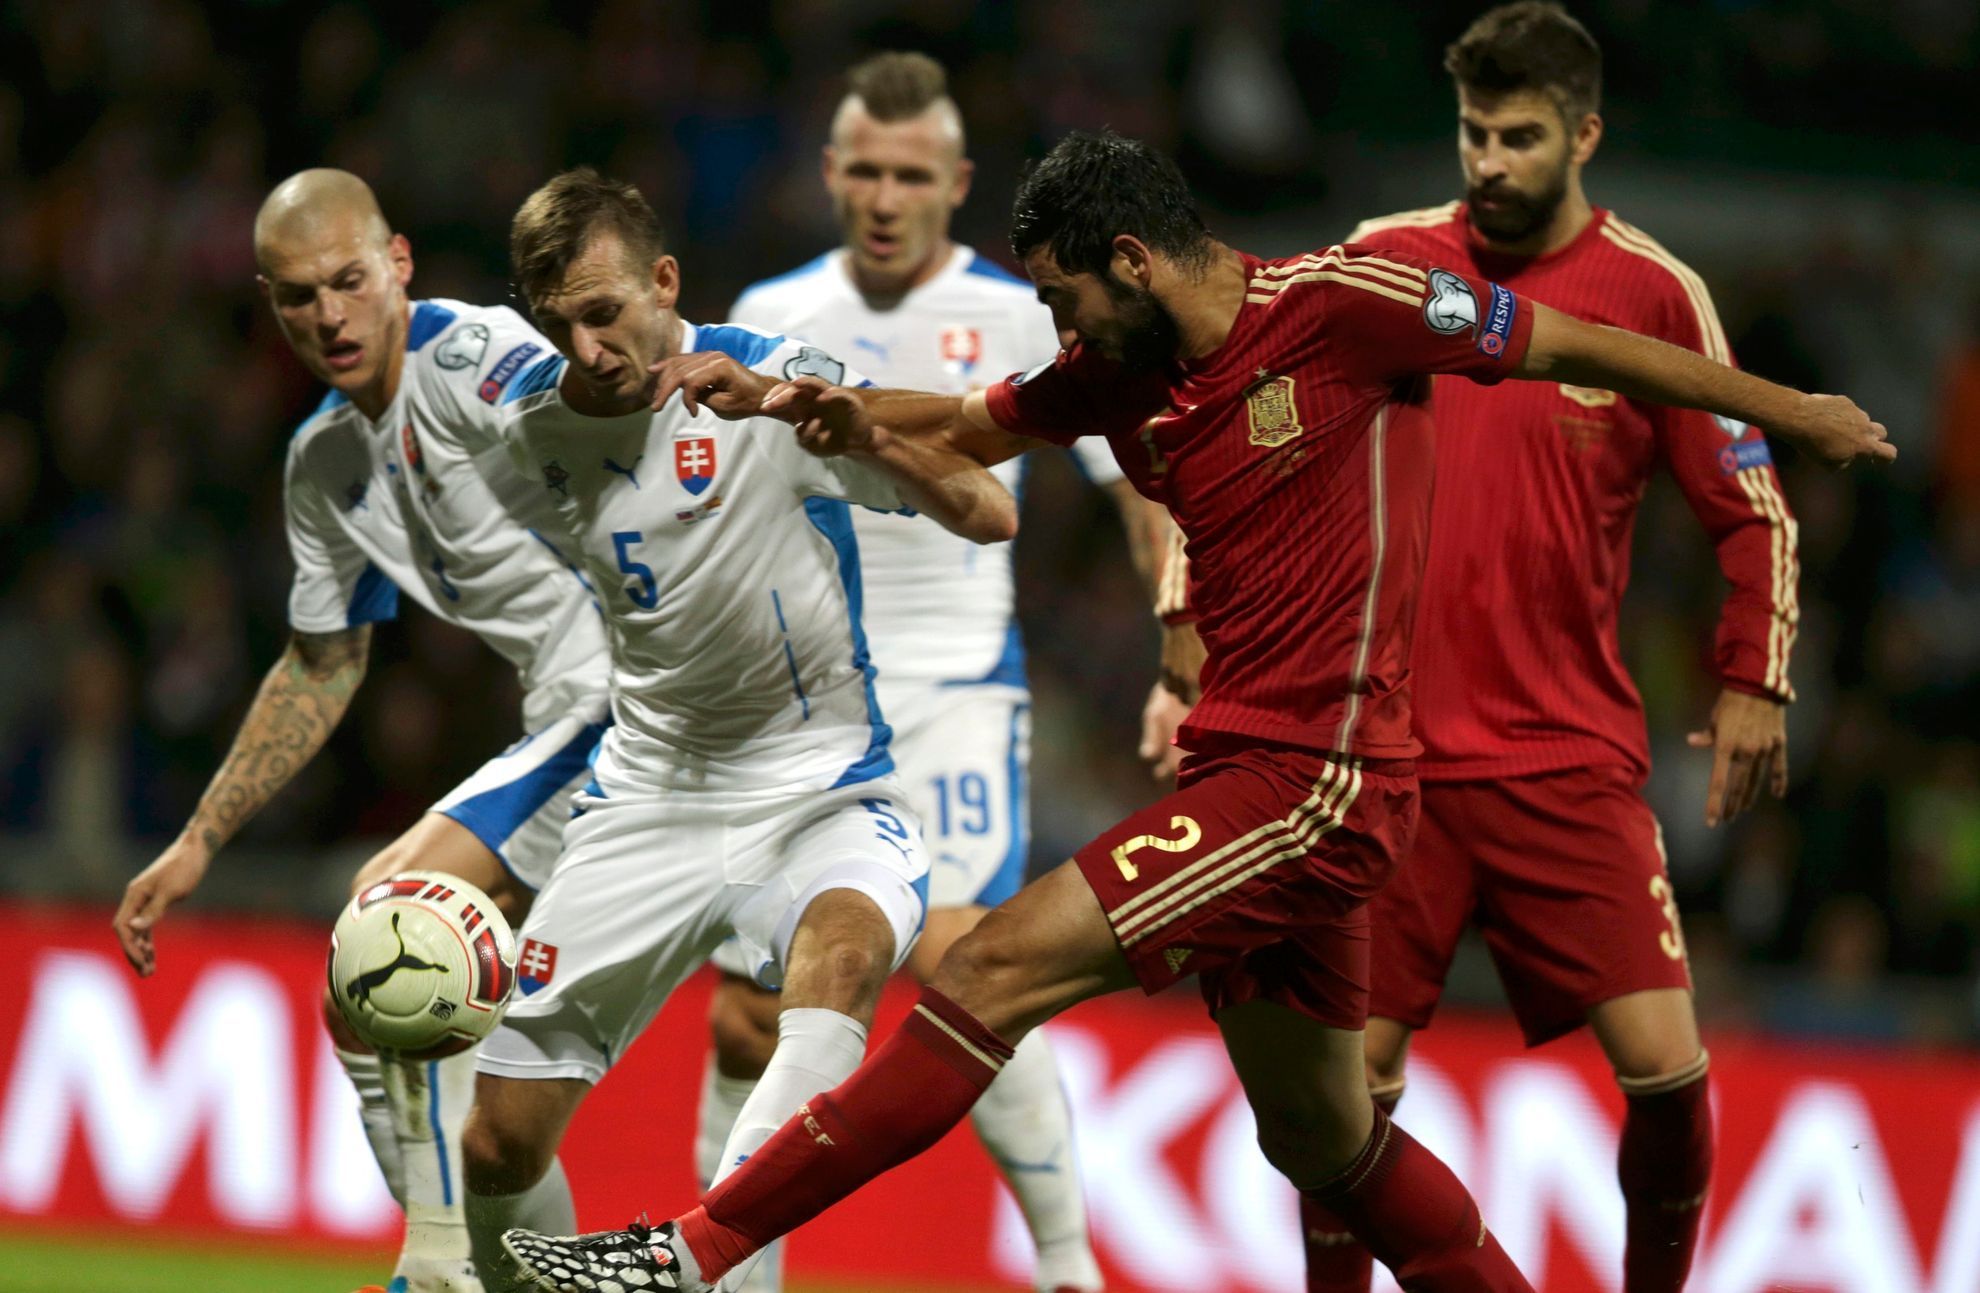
left=1349, top=202, right=1799, bottom=782
left=986, top=247, right=1532, bottom=760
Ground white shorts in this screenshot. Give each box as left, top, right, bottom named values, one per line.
left=432, top=696, right=612, bottom=890
left=478, top=770, right=930, bottom=1085
left=709, top=684, right=1029, bottom=980
left=885, top=682, right=1031, bottom=909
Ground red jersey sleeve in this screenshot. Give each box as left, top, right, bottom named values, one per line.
left=1322, top=244, right=1534, bottom=386
left=983, top=343, right=1152, bottom=446
left=1647, top=288, right=1801, bottom=702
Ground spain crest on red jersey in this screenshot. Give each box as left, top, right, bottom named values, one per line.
left=675, top=433, right=716, bottom=496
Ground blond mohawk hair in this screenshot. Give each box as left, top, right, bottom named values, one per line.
left=846, top=51, right=951, bottom=122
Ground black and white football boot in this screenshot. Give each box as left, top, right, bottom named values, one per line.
left=502, top=1215, right=704, bottom=1293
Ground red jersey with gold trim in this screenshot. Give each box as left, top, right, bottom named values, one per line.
left=985, top=247, right=1533, bottom=760
left=1348, top=202, right=1799, bottom=782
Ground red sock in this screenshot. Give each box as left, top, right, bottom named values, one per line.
left=1307, top=1104, right=1532, bottom=1293
left=1617, top=1056, right=1713, bottom=1293
left=1300, top=1087, right=1402, bottom=1293
left=674, top=988, right=1014, bottom=1283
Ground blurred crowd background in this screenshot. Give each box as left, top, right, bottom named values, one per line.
left=2, top=0, right=1977, bottom=1045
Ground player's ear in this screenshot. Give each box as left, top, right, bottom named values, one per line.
left=1571, top=112, right=1603, bottom=167
left=1111, top=234, right=1155, bottom=289
left=388, top=232, right=414, bottom=288
left=651, top=255, right=681, bottom=309
left=254, top=273, right=272, bottom=303
left=949, top=157, right=974, bottom=210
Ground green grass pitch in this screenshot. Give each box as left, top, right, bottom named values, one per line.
left=0, top=1231, right=389, bottom=1292
left=0, top=1230, right=975, bottom=1292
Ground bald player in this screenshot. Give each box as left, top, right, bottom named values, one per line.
left=113, top=170, right=611, bottom=1293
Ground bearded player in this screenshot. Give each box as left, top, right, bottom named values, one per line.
left=112, top=170, right=611, bottom=1293
left=702, top=51, right=1138, bottom=1293
left=500, top=130, right=1888, bottom=1293
left=1282, top=9, right=1799, bottom=1290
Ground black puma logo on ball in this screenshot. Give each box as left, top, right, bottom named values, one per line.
left=344, top=911, right=449, bottom=1007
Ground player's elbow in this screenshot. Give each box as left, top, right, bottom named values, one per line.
left=971, top=494, right=1019, bottom=545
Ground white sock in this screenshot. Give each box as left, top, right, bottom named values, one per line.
left=337, top=1047, right=405, bottom=1205
left=711, top=1008, right=867, bottom=1185
left=697, top=1060, right=787, bottom=1293
left=466, top=1156, right=576, bottom=1285
left=711, top=1008, right=866, bottom=1292
left=970, top=1029, right=1102, bottom=1292
left=382, top=1050, right=479, bottom=1274
left=696, top=1060, right=757, bottom=1189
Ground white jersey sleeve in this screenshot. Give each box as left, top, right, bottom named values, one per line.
left=283, top=395, right=399, bottom=633
left=412, top=304, right=553, bottom=452
left=683, top=323, right=904, bottom=514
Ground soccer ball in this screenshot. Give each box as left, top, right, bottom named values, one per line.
left=328, top=870, right=518, bottom=1057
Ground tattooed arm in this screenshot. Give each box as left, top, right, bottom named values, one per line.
left=114, top=626, right=370, bottom=975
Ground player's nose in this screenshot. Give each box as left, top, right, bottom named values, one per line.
left=570, top=328, right=605, bottom=368
left=871, top=176, right=903, bottom=217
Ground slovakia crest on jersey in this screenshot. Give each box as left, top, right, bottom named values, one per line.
left=676, top=432, right=717, bottom=496
left=518, top=939, right=558, bottom=996
left=940, top=325, right=982, bottom=374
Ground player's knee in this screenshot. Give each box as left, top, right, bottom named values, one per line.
left=708, top=985, right=777, bottom=1079
left=927, top=916, right=1030, bottom=1012
left=821, top=942, right=887, bottom=1004
left=1611, top=1041, right=1706, bottom=1087
left=347, top=830, right=531, bottom=927
left=905, top=906, right=980, bottom=985
left=1252, top=1096, right=1368, bottom=1187
left=1363, top=1044, right=1408, bottom=1092
left=462, top=1106, right=553, bottom=1198
left=1591, top=989, right=1704, bottom=1082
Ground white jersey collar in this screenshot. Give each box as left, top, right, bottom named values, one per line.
left=828, top=243, right=971, bottom=311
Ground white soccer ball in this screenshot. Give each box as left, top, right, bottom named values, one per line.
left=328, top=870, right=518, bottom=1057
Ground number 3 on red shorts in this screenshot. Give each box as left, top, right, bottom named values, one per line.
left=1648, top=874, right=1686, bottom=961
left=1111, top=815, right=1202, bottom=882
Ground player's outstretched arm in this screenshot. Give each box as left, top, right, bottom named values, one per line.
left=766, top=378, right=1024, bottom=544
left=113, top=626, right=370, bottom=976
left=1516, top=303, right=1894, bottom=469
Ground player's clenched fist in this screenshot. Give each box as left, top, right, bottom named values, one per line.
left=648, top=352, right=776, bottom=419
left=763, top=376, right=880, bottom=458
left=1780, top=393, right=1893, bottom=470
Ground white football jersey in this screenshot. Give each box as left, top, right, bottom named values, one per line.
left=497, top=320, right=911, bottom=794
left=284, top=299, right=610, bottom=725
left=731, top=246, right=1122, bottom=689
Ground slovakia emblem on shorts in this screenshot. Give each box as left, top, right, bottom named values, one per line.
left=940, top=325, right=982, bottom=375
left=518, top=939, right=558, bottom=996
left=676, top=434, right=717, bottom=496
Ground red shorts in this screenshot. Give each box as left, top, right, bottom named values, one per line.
left=1073, top=739, right=1418, bottom=1029
left=1368, top=764, right=1693, bottom=1046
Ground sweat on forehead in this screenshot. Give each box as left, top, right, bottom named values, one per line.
left=253, top=168, right=391, bottom=272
